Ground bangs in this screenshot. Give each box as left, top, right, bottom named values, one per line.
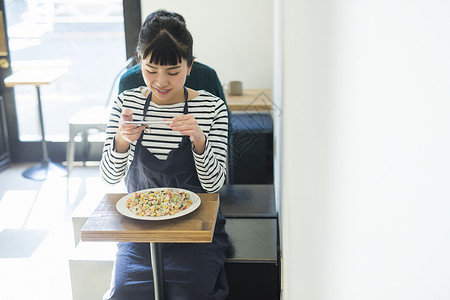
left=144, top=32, right=183, bottom=65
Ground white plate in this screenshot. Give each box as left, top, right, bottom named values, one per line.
left=116, top=187, right=201, bottom=221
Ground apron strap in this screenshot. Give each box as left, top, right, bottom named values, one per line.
left=182, top=87, right=189, bottom=115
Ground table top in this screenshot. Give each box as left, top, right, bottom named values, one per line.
left=226, top=89, right=272, bottom=112
left=11, top=59, right=71, bottom=71
left=81, top=193, right=220, bottom=243
left=4, top=67, right=67, bottom=87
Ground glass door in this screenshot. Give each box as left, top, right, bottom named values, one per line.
left=0, top=95, right=9, bottom=171
left=0, top=3, right=11, bottom=170
left=2, top=0, right=126, bottom=162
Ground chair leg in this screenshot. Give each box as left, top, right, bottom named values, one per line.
left=82, top=130, right=89, bottom=166
left=67, top=126, right=77, bottom=177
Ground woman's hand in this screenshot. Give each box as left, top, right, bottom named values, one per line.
left=170, top=114, right=206, bottom=154
left=115, top=108, right=145, bottom=153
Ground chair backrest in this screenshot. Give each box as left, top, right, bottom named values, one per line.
left=104, top=57, right=136, bottom=109
left=118, top=61, right=226, bottom=100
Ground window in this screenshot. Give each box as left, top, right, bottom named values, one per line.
left=5, top=0, right=126, bottom=141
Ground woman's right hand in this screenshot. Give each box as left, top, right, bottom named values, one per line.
left=114, top=108, right=145, bottom=153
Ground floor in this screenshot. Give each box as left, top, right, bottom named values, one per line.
left=0, top=163, right=125, bottom=300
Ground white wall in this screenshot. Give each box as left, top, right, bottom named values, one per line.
left=278, top=0, right=450, bottom=299
left=277, top=0, right=332, bottom=298
left=273, top=0, right=282, bottom=217
left=140, top=0, right=273, bottom=90
left=275, top=0, right=450, bottom=300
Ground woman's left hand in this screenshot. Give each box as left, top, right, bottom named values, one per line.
left=170, top=114, right=206, bottom=154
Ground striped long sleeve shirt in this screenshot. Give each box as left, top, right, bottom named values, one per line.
left=100, top=87, right=228, bottom=193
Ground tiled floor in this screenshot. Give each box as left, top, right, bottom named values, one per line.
left=0, top=163, right=125, bottom=300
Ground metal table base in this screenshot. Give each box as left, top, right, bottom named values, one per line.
left=22, top=86, right=66, bottom=180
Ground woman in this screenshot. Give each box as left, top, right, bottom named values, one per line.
left=100, top=14, right=229, bottom=300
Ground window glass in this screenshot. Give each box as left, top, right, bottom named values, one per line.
left=5, top=0, right=125, bottom=141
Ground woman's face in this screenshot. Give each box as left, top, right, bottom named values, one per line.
left=141, top=55, right=192, bottom=105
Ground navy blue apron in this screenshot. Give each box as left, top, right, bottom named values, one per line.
left=107, top=88, right=229, bottom=300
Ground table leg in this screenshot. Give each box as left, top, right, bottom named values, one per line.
left=22, top=86, right=66, bottom=180
left=150, top=242, right=165, bottom=300
left=35, top=86, right=49, bottom=163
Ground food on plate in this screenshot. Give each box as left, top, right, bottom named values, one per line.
left=126, top=189, right=193, bottom=217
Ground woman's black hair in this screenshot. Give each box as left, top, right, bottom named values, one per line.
left=144, top=10, right=185, bottom=24
left=136, top=13, right=194, bottom=66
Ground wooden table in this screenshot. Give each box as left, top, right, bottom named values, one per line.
left=4, top=67, right=67, bottom=180
left=81, top=193, right=220, bottom=300
left=226, top=89, right=272, bottom=112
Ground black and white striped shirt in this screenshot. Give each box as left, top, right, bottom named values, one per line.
left=100, top=87, right=228, bottom=193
